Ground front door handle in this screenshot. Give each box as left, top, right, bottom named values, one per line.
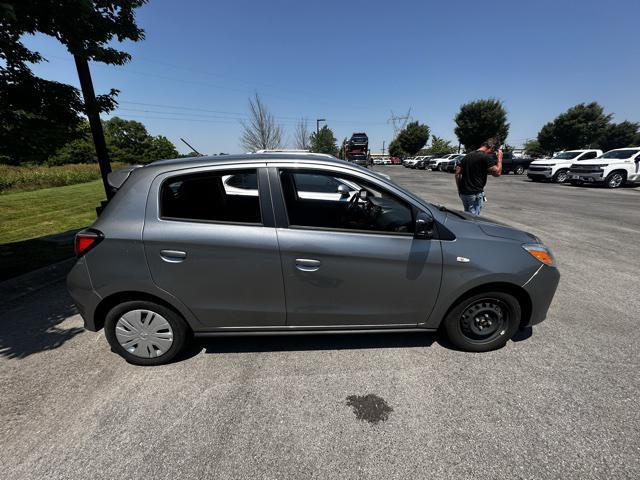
left=160, top=249, right=187, bottom=263
left=295, top=258, right=321, bottom=272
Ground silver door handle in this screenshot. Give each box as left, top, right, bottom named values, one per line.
left=295, top=258, right=321, bottom=272
left=160, top=249, right=187, bottom=263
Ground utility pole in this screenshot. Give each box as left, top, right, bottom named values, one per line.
left=316, top=118, right=326, bottom=134
left=74, top=55, right=113, bottom=200
left=382, top=140, right=386, bottom=155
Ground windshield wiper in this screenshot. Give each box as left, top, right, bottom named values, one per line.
left=436, top=204, right=467, bottom=219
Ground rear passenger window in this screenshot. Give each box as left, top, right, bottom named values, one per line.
left=161, top=169, right=261, bottom=224
left=580, top=151, right=598, bottom=160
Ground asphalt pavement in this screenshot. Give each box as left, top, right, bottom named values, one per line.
left=1, top=167, right=638, bottom=479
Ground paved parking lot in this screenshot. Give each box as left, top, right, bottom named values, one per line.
left=1, top=167, right=639, bottom=479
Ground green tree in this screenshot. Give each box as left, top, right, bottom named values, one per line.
left=145, top=135, right=179, bottom=162
left=537, top=102, right=611, bottom=153
left=454, top=99, right=509, bottom=150
left=387, top=139, right=406, bottom=158
left=426, top=135, right=456, bottom=157
left=310, top=125, right=338, bottom=156
left=596, top=121, right=639, bottom=152
left=523, top=139, right=546, bottom=158
left=0, top=1, right=146, bottom=165
left=396, top=121, right=430, bottom=156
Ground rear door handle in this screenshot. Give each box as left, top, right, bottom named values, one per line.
left=160, top=249, right=187, bottom=263
left=295, top=258, right=321, bottom=272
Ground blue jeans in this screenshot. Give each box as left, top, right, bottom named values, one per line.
left=459, top=192, right=484, bottom=216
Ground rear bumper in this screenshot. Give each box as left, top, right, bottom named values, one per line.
left=66, top=259, right=102, bottom=331
left=522, top=265, right=560, bottom=326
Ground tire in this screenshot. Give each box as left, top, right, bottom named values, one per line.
left=605, top=171, right=626, bottom=189
left=515, top=166, right=525, bottom=175
left=105, top=300, right=190, bottom=366
left=552, top=169, right=569, bottom=183
left=443, top=291, right=521, bottom=352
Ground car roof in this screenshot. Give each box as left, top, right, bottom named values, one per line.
left=148, top=152, right=346, bottom=170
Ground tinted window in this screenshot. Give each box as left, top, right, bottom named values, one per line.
left=293, top=173, right=346, bottom=193
left=553, top=151, right=581, bottom=159
left=579, top=151, right=598, bottom=160
left=161, top=169, right=261, bottom=224
left=225, top=172, right=258, bottom=189
left=280, top=169, right=413, bottom=234
left=601, top=149, right=638, bottom=159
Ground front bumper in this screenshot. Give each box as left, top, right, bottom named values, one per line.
left=522, top=264, right=560, bottom=326
left=569, top=171, right=604, bottom=182
left=527, top=169, right=552, bottom=179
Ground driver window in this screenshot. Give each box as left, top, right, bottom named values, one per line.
left=279, top=169, right=414, bottom=234
left=580, top=151, right=597, bottom=160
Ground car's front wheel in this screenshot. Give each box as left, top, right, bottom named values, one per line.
left=553, top=169, right=569, bottom=183
left=515, top=166, right=525, bottom=175
left=443, top=292, right=521, bottom=352
left=605, top=171, right=626, bottom=188
left=105, top=300, right=190, bottom=365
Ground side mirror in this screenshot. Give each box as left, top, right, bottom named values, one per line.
left=337, top=184, right=351, bottom=197
left=414, top=212, right=435, bottom=239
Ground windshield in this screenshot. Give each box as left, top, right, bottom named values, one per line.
left=601, top=149, right=639, bottom=159
left=553, top=151, right=581, bottom=159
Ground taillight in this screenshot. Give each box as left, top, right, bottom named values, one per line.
left=74, top=229, right=103, bottom=257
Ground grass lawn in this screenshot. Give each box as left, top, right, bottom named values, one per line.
left=0, top=180, right=105, bottom=244
left=0, top=181, right=106, bottom=280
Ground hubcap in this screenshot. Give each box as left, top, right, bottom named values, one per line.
left=460, top=299, right=508, bottom=343
left=609, top=174, right=623, bottom=188
left=115, top=309, right=174, bottom=358
left=557, top=171, right=567, bottom=182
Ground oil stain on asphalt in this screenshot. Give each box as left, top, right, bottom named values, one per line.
left=346, top=394, right=393, bottom=424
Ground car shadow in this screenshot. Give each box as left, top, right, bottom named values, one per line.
left=0, top=284, right=84, bottom=360
left=176, top=331, right=438, bottom=359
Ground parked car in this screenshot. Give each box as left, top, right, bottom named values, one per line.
left=568, top=147, right=640, bottom=188
left=527, top=150, right=602, bottom=183
left=444, top=154, right=465, bottom=173
left=429, top=153, right=460, bottom=171
left=416, top=155, right=435, bottom=170
left=389, top=156, right=401, bottom=165
left=404, top=157, right=423, bottom=168
left=500, top=153, right=533, bottom=175
left=402, top=157, right=415, bottom=167
left=68, top=152, right=560, bottom=365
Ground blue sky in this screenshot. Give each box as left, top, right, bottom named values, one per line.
left=24, top=0, right=640, bottom=154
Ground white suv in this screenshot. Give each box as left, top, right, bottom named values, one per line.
left=568, top=147, right=640, bottom=188
left=527, top=149, right=602, bottom=183
left=429, top=153, right=460, bottom=171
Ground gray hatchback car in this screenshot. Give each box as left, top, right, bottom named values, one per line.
left=67, top=153, right=559, bottom=365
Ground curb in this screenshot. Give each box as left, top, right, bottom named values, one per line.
left=0, top=257, right=75, bottom=307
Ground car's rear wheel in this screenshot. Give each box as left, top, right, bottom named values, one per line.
left=105, top=300, right=190, bottom=366
left=605, top=171, right=625, bottom=188
left=443, top=292, right=521, bottom=352
left=553, top=169, right=569, bottom=183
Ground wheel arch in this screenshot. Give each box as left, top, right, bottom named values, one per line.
left=93, top=291, right=193, bottom=332
left=437, top=282, right=532, bottom=330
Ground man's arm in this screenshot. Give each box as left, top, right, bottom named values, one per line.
left=488, top=149, right=503, bottom=177
left=454, top=165, right=462, bottom=188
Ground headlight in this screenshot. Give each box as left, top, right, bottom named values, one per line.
left=522, top=243, right=555, bottom=266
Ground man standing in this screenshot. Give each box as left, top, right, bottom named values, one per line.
left=454, top=138, right=503, bottom=215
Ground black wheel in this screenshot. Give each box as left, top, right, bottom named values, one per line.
left=443, top=292, right=521, bottom=352
left=105, top=300, right=190, bottom=366
left=605, top=171, right=625, bottom=189
left=515, top=166, right=525, bottom=175
left=553, top=169, right=569, bottom=183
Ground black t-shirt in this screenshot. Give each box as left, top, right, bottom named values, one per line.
left=457, top=151, right=496, bottom=194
